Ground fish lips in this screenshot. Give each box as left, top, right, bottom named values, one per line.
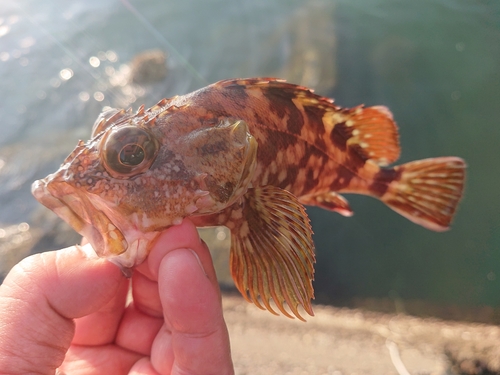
left=32, top=173, right=129, bottom=260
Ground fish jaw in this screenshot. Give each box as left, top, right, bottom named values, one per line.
left=32, top=177, right=99, bottom=245
left=31, top=172, right=129, bottom=256
left=31, top=172, right=159, bottom=269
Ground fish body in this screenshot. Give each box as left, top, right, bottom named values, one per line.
left=32, top=78, right=466, bottom=320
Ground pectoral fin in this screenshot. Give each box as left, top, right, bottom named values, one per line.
left=228, top=185, right=315, bottom=321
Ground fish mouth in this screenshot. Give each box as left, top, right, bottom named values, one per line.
left=31, top=176, right=128, bottom=259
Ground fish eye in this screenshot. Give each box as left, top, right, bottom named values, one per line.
left=101, top=126, right=158, bottom=177
left=119, top=144, right=145, bottom=166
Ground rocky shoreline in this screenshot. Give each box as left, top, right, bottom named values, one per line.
left=223, top=294, right=500, bottom=375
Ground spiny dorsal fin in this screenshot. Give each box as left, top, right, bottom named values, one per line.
left=144, top=96, right=180, bottom=118
left=229, top=185, right=315, bottom=321
left=325, top=105, right=401, bottom=166
left=299, top=191, right=353, bottom=217
left=219, top=78, right=400, bottom=166
left=136, top=104, right=145, bottom=116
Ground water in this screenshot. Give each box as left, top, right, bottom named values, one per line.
left=1, top=0, right=499, bottom=315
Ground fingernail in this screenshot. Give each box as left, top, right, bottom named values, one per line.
left=76, top=243, right=99, bottom=259
left=189, top=249, right=207, bottom=276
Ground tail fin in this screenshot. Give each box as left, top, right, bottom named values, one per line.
left=381, top=157, right=466, bottom=231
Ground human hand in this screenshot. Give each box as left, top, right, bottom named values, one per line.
left=0, top=219, right=234, bottom=374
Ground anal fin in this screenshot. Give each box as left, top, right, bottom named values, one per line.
left=228, top=185, right=315, bottom=321
left=299, top=191, right=353, bottom=217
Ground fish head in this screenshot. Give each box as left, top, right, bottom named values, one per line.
left=32, top=106, right=257, bottom=269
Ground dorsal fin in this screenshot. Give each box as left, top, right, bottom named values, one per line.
left=323, top=105, right=400, bottom=166
left=228, top=185, right=315, bottom=321
left=146, top=95, right=180, bottom=115
left=217, top=78, right=400, bottom=166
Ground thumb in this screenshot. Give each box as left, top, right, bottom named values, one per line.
left=0, top=244, right=125, bottom=374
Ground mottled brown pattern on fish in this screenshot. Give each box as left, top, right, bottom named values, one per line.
left=33, top=77, right=466, bottom=321
left=368, top=168, right=403, bottom=197
left=168, top=79, right=398, bottom=201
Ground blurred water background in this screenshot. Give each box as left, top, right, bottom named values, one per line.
left=0, top=0, right=499, bottom=322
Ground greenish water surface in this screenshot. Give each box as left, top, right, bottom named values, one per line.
left=0, top=0, right=498, bottom=317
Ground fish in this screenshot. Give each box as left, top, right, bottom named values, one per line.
left=32, top=78, right=466, bottom=320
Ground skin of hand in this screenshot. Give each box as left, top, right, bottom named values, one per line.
left=0, top=219, right=234, bottom=375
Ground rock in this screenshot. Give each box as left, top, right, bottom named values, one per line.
left=128, top=49, right=168, bottom=84
left=222, top=294, right=500, bottom=375
left=446, top=340, right=500, bottom=374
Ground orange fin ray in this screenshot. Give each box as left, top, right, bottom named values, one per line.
left=382, top=157, right=466, bottom=231
left=342, top=105, right=401, bottom=166
left=299, top=192, right=353, bottom=217
left=346, top=106, right=401, bottom=166
left=229, top=185, right=315, bottom=321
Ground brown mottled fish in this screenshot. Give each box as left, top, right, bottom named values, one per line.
left=32, top=78, right=466, bottom=320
